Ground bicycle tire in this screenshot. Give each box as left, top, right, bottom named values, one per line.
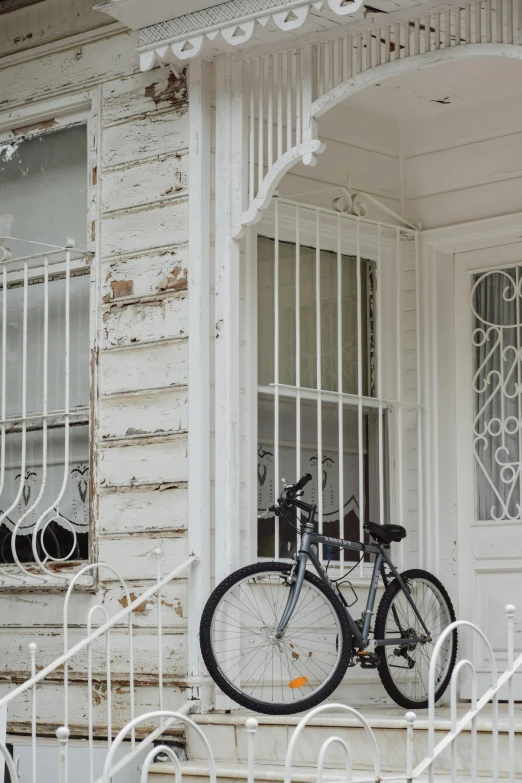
left=374, top=568, right=458, bottom=709
left=200, top=561, right=352, bottom=715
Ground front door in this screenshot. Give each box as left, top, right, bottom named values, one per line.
left=455, top=240, right=522, bottom=697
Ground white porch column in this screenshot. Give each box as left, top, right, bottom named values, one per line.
left=187, top=57, right=212, bottom=683
left=214, top=54, right=245, bottom=583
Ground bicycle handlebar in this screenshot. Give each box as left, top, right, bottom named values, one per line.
left=286, top=473, right=313, bottom=494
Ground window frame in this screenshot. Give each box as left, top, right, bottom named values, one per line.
left=0, top=92, right=98, bottom=585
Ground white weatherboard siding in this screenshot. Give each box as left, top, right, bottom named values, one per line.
left=0, top=0, right=190, bottom=730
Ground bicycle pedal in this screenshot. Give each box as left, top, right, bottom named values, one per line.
left=357, top=651, right=379, bottom=669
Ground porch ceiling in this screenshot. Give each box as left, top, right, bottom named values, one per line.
left=347, top=57, right=522, bottom=119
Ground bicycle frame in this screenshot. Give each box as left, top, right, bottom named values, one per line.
left=275, top=497, right=431, bottom=650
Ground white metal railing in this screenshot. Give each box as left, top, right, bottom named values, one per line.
left=84, top=606, right=522, bottom=781
left=0, top=236, right=92, bottom=586
left=0, top=552, right=195, bottom=782
left=0, top=596, right=517, bottom=780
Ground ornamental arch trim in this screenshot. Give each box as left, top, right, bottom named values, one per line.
left=229, top=0, right=522, bottom=232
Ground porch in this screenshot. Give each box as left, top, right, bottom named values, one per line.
left=195, top=11, right=522, bottom=708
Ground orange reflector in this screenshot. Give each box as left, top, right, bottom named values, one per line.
left=288, top=676, right=308, bottom=689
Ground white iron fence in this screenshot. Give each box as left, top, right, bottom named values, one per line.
left=0, top=592, right=517, bottom=782
left=0, top=236, right=92, bottom=586
left=0, top=552, right=196, bottom=782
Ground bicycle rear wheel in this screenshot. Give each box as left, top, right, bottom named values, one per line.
left=375, top=568, right=457, bottom=709
left=200, top=561, right=352, bottom=715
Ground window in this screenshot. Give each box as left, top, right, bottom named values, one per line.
left=255, top=201, right=401, bottom=572
left=0, top=123, right=90, bottom=570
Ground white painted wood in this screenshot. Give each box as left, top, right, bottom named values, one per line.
left=0, top=583, right=188, bottom=630
left=102, top=111, right=187, bottom=169
left=454, top=238, right=522, bottom=697
left=102, top=154, right=188, bottom=213
left=101, top=247, right=188, bottom=300
left=187, top=57, right=212, bottom=685
left=99, top=485, right=188, bottom=536
left=0, top=32, right=139, bottom=110
left=101, top=294, right=188, bottom=347
left=402, top=90, right=522, bottom=154
left=318, top=102, right=400, bottom=155
left=99, top=436, right=188, bottom=487
left=101, top=201, right=188, bottom=258
left=214, top=54, right=242, bottom=583
left=100, top=387, right=188, bottom=438
left=405, top=131, right=522, bottom=200
left=1, top=680, right=188, bottom=728
left=101, top=67, right=188, bottom=125
left=1, top=624, right=187, bottom=675
left=99, top=340, right=188, bottom=394
left=98, top=536, right=189, bottom=582
left=0, top=0, right=114, bottom=60
left=402, top=86, right=522, bottom=228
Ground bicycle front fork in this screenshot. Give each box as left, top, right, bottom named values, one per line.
left=275, top=550, right=308, bottom=637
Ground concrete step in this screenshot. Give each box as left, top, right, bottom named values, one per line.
left=146, top=759, right=497, bottom=783
left=178, top=706, right=521, bottom=779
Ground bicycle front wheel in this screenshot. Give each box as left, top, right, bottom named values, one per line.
left=200, top=562, right=352, bottom=715
left=375, top=568, right=457, bottom=709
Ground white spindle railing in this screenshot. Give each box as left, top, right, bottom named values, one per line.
left=0, top=237, right=92, bottom=585
left=238, top=0, right=521, bottom=230
left=0, top=591, right=517, bottom=781
left=312, top=0, right=520, bottom=88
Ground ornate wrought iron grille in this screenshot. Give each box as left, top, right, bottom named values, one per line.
left=472, top=265, right=522, bottom=521
left=0, top=238, right=91, bottom=582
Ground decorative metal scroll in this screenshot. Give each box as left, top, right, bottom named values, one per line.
left=472, top=266, right=522, bottom=521
left=0, top=237, right=92, bottom=583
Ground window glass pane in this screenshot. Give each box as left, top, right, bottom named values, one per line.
left=258, top=237, right=370, bottom=394
left=4, top=274, right=90, bottom=416
left=0, top=124, right=87, bottom=255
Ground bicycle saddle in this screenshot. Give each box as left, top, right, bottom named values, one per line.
left=363, top=522, right=406, bottom=544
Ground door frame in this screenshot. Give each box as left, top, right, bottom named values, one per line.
left=420, top=213, right=522, bottom=621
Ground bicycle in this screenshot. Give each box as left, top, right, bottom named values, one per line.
left=200, top=473, right=457, bottom=714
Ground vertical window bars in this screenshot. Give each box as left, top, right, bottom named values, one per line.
left=257, top=199, right=422, bottom=578
left=0, top=237, right=92, bottom=584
